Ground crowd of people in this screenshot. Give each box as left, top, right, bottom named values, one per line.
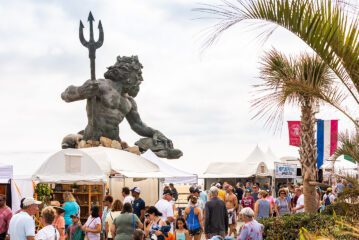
left=0, top=178, right=348, bottom=240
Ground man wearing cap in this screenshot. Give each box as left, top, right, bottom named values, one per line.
left=204, top=186, right=228, bottom=239
left=122, top=187, right=134, bottom=204
left=155, top=190, right=175, bottom=224
left=8, top=197, right=41, bottom=240
left=131, top=187, right=146, bottom=222
left=216, top=183, right=226, bottom=202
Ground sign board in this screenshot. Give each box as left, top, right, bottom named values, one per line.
left=274, top=162, right=297, bottom=178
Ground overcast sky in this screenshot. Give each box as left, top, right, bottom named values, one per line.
left=0, top=0, right=355, bottom=173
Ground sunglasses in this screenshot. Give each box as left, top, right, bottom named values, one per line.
left=280, top=192, right=286, bottom=195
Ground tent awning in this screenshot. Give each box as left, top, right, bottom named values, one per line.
left=202, top=161, right=270, bottom=179
left=32, top=147, right=171, bottom=183
left=0, top=163, right=13, bottom=183
left=141, top=150, right=197, bottom=183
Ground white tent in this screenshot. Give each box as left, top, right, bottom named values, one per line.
left=142, top=150, right=197, bottom=184
left=201, top=145, right=272, bottom=178
left=0, top=163, right=13, bottom=184
left=265, top=148, right=278, bottom=170
left=202, top=161, right=270, bottom=178
left=0, top=151, right=51, bottom=213
left=322, top=158, right=358, bottom=177
left=32, top=147, right=170, bottom=184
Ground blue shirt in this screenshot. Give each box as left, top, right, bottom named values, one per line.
left=132, top=198, right=145, bottom=219
left=200, top=191, right=207, bottom=204
left=63, top=201, right=80, bottom=226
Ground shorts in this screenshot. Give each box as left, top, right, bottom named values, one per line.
left=189, top=228, right=202, bottom=236
left=228, top=209, right=236, bottom=225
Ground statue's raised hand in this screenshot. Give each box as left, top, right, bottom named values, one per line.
left=153, top=131, right=173, bottom=149
left=78, top=79, right=100, bottom=98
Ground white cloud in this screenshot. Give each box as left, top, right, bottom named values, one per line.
left=0, top=0, right=355, bottom=174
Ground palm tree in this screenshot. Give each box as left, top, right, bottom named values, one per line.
left=196, top=0, right=359, bottom=126
left=253, top=49, right=340, bottom=212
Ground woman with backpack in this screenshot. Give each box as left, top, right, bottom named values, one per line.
left=323, top=187, right=335, bottom=207
left=184, top=195, right=203, bottom=240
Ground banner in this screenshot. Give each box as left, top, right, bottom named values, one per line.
left=288, top=121, right=301, bottom=146
left=317, top=119, right=338, bottom=169
left=274, top=162, right=297, bottom=178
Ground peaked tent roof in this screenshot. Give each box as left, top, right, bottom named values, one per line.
left=245, top=145, right=267, bottom=163
left=202, top=161, right=270, bottom=178
left=142, top=150, right=197, bottom=184
left=32, top=147, right=170, bottom=184
left=265, top=148, right=278, bottom=170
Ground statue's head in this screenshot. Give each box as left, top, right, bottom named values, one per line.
left=104, top=55, right=143, bottom=97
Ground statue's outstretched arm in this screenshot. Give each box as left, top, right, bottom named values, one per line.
left=125, top=98, right=157, bottom=137
left=126, top=98, right=173, bottom=148
left=61, top=79, right=99, bottom=102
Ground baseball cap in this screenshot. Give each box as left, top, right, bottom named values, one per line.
left=163, top=190, right=173, bottom=196
left=22, top=197, right=42, bottom=207
left=215, top=183, right=221, bottom=188
left=131, top=187, right=141, bottom=193
left=193, top=188, right=201, bottom=193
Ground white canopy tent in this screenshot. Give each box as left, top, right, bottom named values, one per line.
left=321, top=157, right=358, bottom=177
left=32, top=147, right=171, bottom=184
left=0, top=163, right=13, bottom=184
left=0, top=151, right=51, bottom=213
left=202, top=161, right=270, bottom=178
left=201, top=145, right=273, bottom=178
left=142, top=150, right=197, bottom=184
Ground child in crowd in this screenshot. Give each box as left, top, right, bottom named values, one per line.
left=67, top=214, right=85, bottom=240
left=174, top=218, right=189, bottom=240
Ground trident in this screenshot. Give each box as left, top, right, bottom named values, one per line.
left=79, top=11, right=104, bottom=144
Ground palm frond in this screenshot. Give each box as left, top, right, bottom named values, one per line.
left=333, top=131, right=359, bottom=163
left=251, top=49, right=337, bottom=131
left=195, top=0, right=359, bottom=107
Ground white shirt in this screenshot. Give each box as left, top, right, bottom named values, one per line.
left=35, top=225, right=60, bottom=240
left=105, top=211, right=121, bottom=238
left=8, top=211, right=35, bottom=239
left=155, top=199, right=174, bottom=222
left=123, top=195, right=134, bottom=204
left=296, top=194, right=305, bottom=213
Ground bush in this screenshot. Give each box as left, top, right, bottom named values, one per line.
left=259, top=213, right=335, bottom=240
left=260, top=210, right=359, bottom=240
left=323, top=202, right=359, bottom=221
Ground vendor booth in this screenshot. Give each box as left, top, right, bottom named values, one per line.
left=201, top=145, right=272, bottom=189
left=0, top=151, right=50, bottom=213
left=32, top=147, right=166, bottom=221
left=0, top=163, right=13, bottom=206
left=202, top=161, right=270, bottom=189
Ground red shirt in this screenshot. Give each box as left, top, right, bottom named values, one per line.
left=241, top=196, right=255, bottom=209
left=0, top=206, right=13, bottom=234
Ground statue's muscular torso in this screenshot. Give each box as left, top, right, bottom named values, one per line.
left=84, top=78, right=134, bottom=141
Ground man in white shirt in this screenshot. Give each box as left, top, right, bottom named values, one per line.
left=292, top=188, right=304, bottom=213
left=155, top=190, right=175, bottom=224
left=122, top=187, right=134, bottom=204
left=8, top=197, right=42, bottom=240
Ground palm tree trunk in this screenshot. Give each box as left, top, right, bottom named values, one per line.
left=299, top=97, right=317, bottom=213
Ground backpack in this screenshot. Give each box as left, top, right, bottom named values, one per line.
left=324, top=194, right=332, bottom=206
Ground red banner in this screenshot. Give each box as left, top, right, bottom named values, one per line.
left=288, top=121, right=301, bottom=146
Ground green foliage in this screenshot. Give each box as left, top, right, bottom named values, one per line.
left=259, top=213, right=335, bottom=240
left=323, top=202, right=359, bottom=221
left=35, top=183, right=52, bottom=202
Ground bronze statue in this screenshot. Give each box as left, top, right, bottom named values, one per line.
left=61, top=55, right=183, bottom=159
left=61, top=12, right=182, bottom=159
